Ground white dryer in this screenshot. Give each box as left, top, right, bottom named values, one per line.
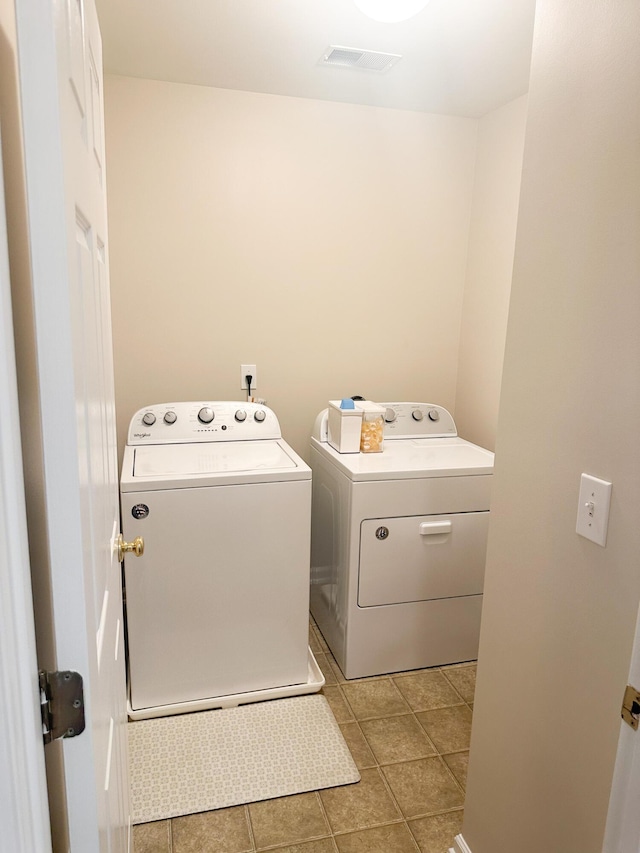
left=120, top=401, right=323, bottom=720
left=309, top=402, right=494, bottom=679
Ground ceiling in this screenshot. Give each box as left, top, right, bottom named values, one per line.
left=95, top=0, right=536, bottom=118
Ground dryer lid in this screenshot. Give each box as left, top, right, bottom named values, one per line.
left=311, top=436, right=494, bottom=480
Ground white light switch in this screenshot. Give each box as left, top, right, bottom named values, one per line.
left=576, top=473, right=612, bottom=546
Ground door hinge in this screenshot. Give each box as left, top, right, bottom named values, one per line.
left=621, top=683, right=640, bottom=730
left=39, top=670, right=86, bottom=744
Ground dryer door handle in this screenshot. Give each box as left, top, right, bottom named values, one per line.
left=419, top=521, right=452, bottom=536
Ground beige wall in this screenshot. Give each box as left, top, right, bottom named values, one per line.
left=462, top=1, right=640, bottom=851
left=455, top=95, right=527, bottom=451
left=105, top=76, right=480, bottom=459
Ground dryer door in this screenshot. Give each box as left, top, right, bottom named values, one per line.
left=358, top=512, right=489, bottom=606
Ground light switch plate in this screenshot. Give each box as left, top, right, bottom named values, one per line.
left=576, top=473, right=612, bottom=546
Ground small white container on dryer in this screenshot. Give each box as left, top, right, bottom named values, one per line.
left=327, top=400, right=363, bottom=453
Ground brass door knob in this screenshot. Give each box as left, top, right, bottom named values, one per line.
left=116, top=534, right=144, bottom=562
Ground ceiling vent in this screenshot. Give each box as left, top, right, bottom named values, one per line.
left=320, top=45, right=402, bottom=73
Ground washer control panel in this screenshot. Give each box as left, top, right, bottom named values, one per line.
left=127, top=401, right=281, bottom=445
left=378, top=402, right=457, bottom=439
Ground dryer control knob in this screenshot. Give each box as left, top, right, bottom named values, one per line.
left=384, top=408, right=397, bottom=423
left=235, top=409, right=247, bottom=422
left=428, top=409, right=440, bottom=422
left=142, top=412, right=156, bottom=426
left=412, top=409, right=424, bottom=421
left=254, top=409, right=266, bottom=423
left=198, top=407, right=214, bottom=424
left=164, top=411, right=177, bottom=425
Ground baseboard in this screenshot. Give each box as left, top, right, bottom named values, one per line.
left=450, top=833, right=473, bottom=853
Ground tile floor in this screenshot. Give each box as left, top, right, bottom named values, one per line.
left=132, top=617, right=475, bottom=853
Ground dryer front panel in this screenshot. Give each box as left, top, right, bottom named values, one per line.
left=358, top=511, right=488, bottom=607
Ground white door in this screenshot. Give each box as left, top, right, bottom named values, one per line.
left=0, top=124, right=52, bottom=853
left=15, top=0, right=129, bottom=850
left=603, top=600, right=640, bottom=853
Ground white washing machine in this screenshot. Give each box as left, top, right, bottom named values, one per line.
left=309, top=402, right=494, bottom=679
left=120, top=401, right=323, bottom=720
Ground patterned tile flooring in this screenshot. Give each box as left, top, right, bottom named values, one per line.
left=132, top=617, right=475, bottom=853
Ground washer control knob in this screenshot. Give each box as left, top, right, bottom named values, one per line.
left=141, top=412, right=156, bottom=426
left=254, top=409, right=266, bottom=423
left=412, top=409, right=424, bottom=421
left=428, top=409, right=440, bottom=422
left=198, top=406, right=214, bottom=424
left=164, top=411, right=177, bottom=425
left=384, top=408, right=397, bottom=423
left=235, top=409, right=247, bottom=422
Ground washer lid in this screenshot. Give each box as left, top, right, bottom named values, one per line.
left=310, top=436, right=494, bottom=481
left=121, top=439, right=310, bottom=490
